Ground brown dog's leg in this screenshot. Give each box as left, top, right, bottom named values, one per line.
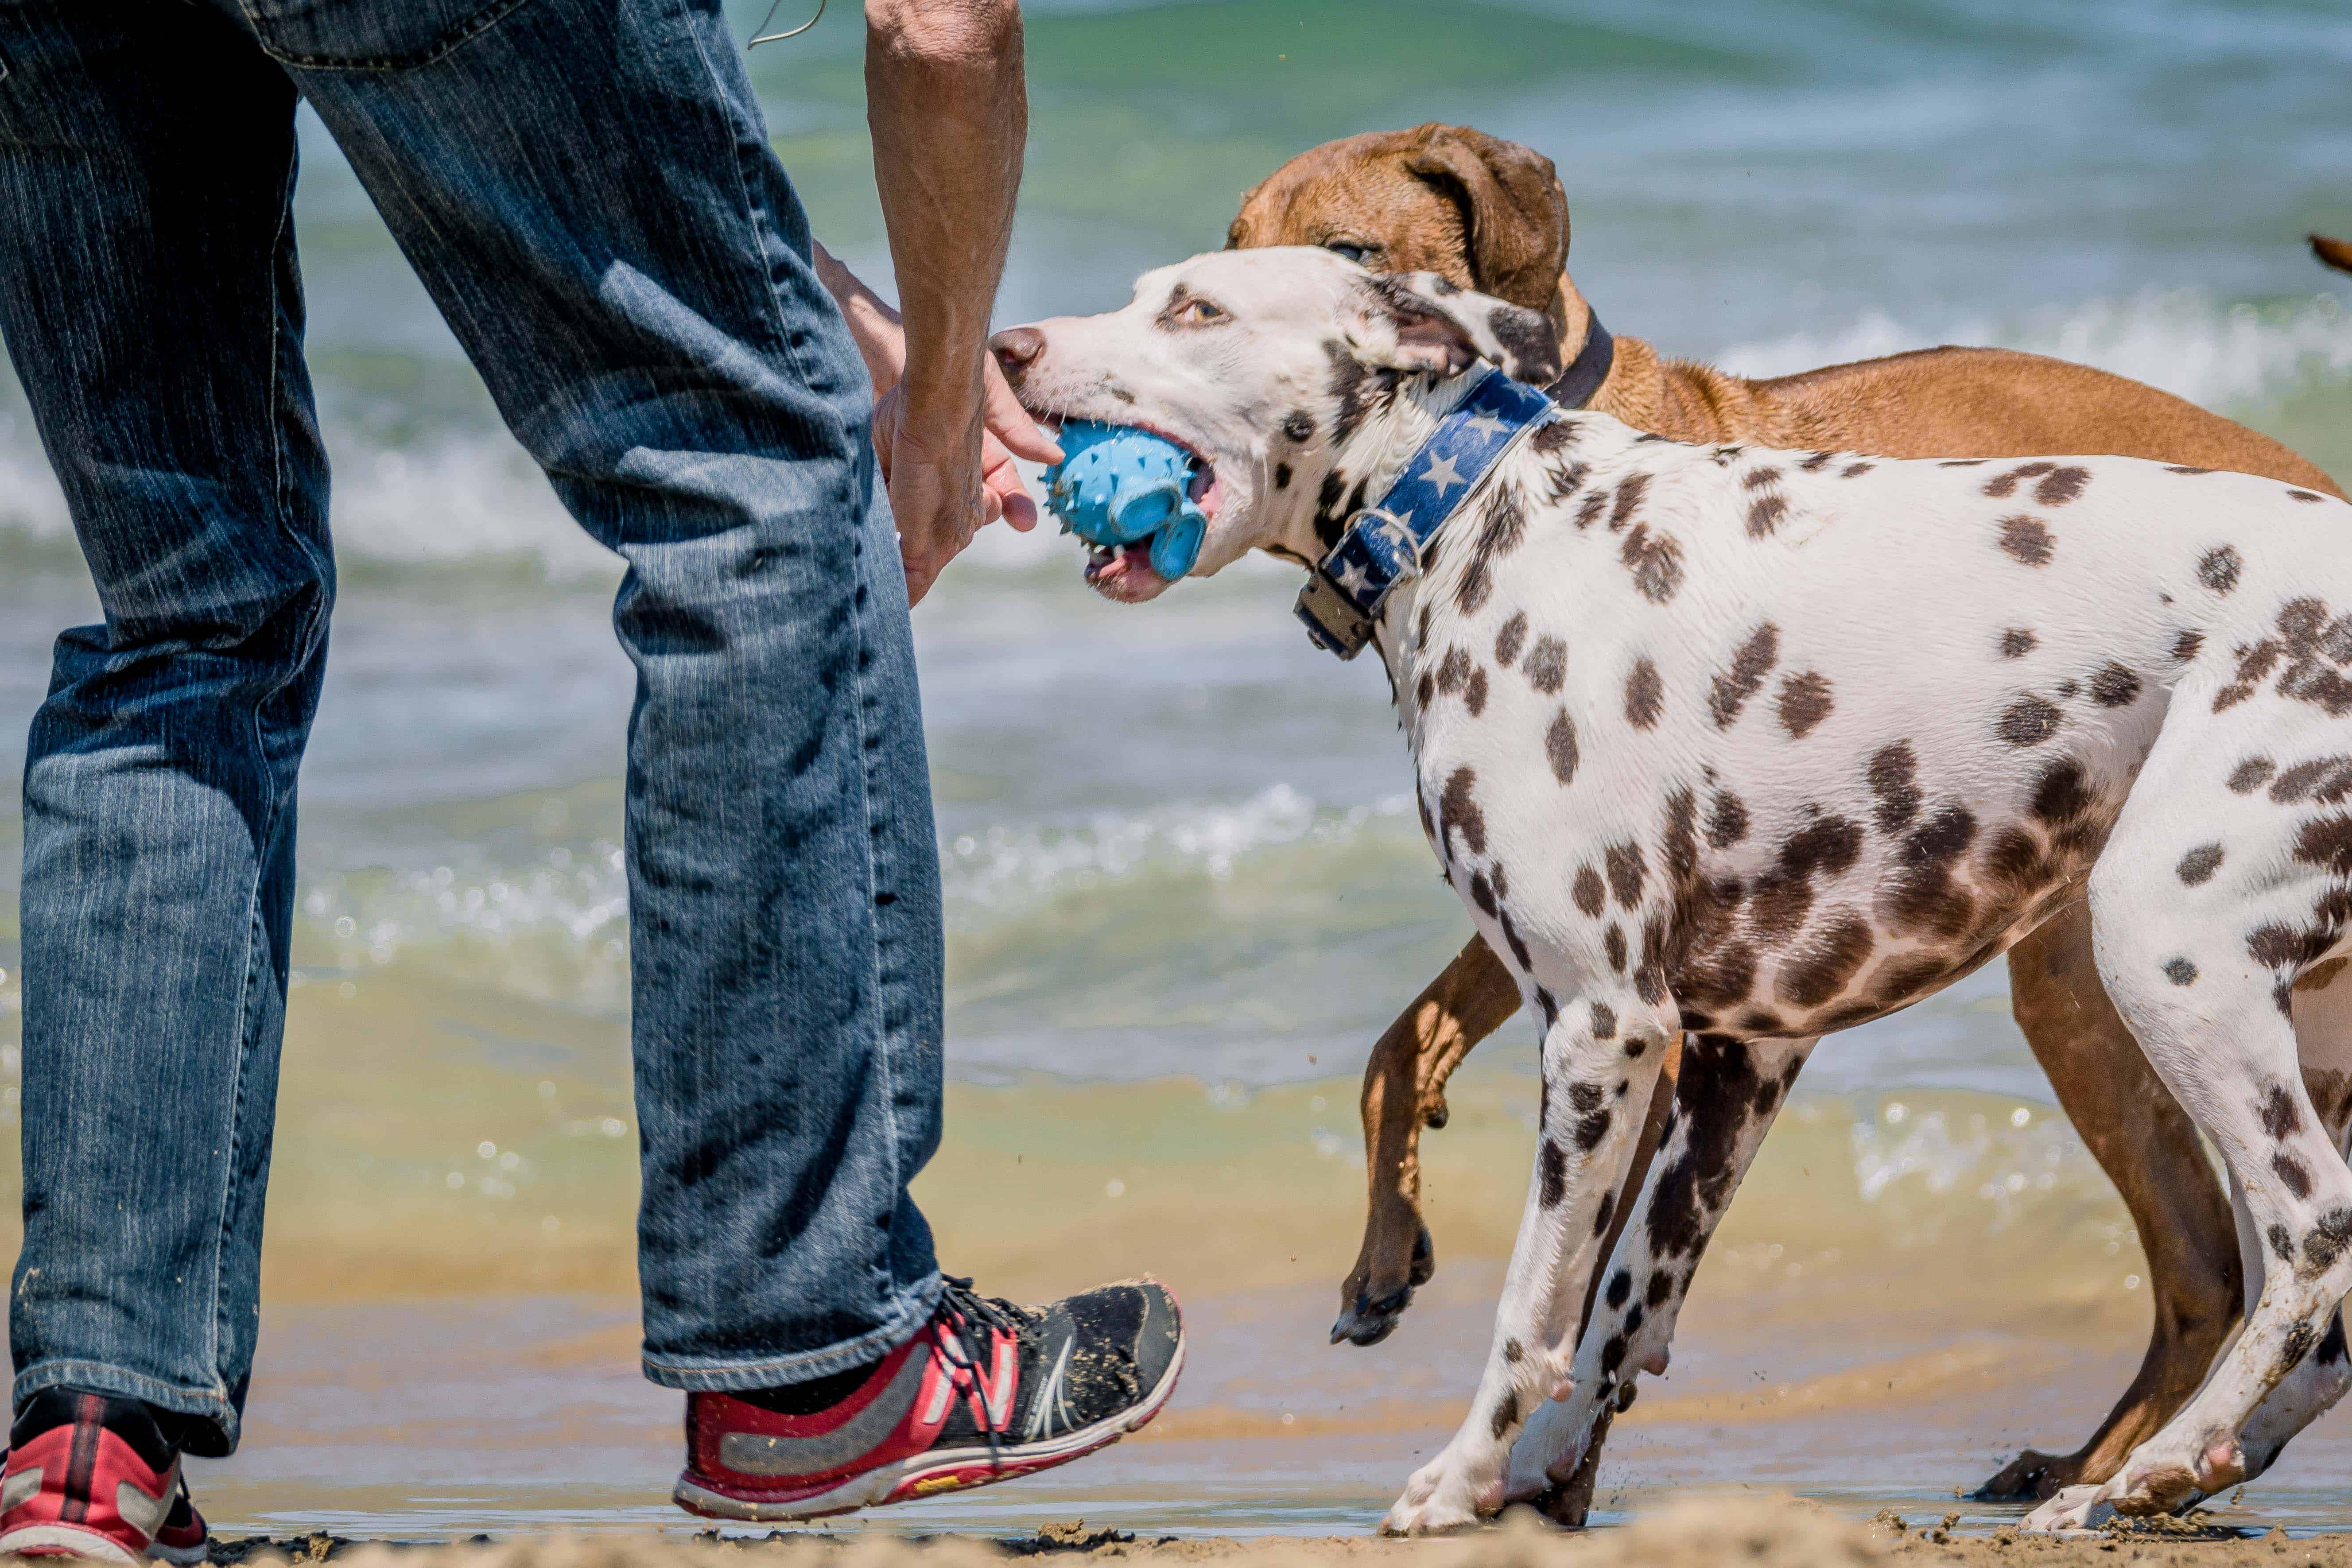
left=2312, top=233, right=2352, bottom=275
left=1333, top=935, right=1521, bottom=1344
left=1972, top=905, right=2245, bottom=1501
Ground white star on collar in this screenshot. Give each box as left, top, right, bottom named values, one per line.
left=1334, top=555, right=1375, bottom=598
left=1420, top=451, right=1466, bottom=496
left=1462, top=408, right=1508, bottom=439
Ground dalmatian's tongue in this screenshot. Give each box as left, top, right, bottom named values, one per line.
left=1084, top=539, right=1172, bottom=602
left=1044, top=420, right=1210, bottom=602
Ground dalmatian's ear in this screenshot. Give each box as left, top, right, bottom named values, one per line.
left=1350, top=272, right=1564, bottom=388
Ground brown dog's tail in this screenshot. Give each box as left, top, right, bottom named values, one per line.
left=2313, top=233, right=2352, bottom=276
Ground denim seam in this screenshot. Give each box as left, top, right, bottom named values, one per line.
left=678, top=0, right=814, bottom=386
left=640, top=1270, right=944, bottom=1389
left=849, top=497, right=905, bottom=1305
left=235, top=0, right=543, bottom=73
left=201, top=140, right=307, bottom=1412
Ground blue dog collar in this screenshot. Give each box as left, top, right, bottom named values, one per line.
left=1295, top=368, right=1559, bottom=659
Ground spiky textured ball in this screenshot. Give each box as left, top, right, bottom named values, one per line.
left=1042, top=420, right=1207, bottom=582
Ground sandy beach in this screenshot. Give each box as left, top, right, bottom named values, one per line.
left=198, top=1497, right=2352, bottom=1568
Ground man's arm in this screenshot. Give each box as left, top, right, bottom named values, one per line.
left=862, top=0, right=1049, bottom=603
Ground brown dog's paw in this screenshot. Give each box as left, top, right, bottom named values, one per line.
left=1972, top=1448, right=2078, bottom=1502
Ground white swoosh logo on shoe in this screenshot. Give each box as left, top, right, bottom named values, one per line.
left=1, top=1466, right=40, bottom=1513
left=1022, top=1340, right=1074, bottom=1442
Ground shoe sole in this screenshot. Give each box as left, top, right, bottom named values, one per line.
left=674, top=1334, right=1188, bottom=1523
left=0, top=1523, right=144, bottom=1565
left=147, top=1539, right=208, bottom=1566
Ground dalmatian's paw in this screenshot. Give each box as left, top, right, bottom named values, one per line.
left=2022, top=1484, right=2114, bottom=1534
left=2092, top=1426, right=2238, bottom=1520
left=1380, top=1452, right=1504, bottom=1536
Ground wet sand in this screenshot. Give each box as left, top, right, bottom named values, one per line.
left=200, top=1496, right=2352, bottom=1568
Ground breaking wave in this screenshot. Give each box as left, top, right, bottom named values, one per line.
left=4, top=288, right=2344, bottom=581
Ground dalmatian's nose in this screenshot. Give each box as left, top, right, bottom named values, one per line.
left=989, top=326, right=1046, bottom=387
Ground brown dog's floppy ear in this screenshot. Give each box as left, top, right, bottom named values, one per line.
left=1400, top=125, right=1568, bottom=311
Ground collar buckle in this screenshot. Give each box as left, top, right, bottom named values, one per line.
left=1294, top=570, right=1375, bottom=659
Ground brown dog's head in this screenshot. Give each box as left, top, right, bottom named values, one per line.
left=1226, top=124, right=1570, bottom=316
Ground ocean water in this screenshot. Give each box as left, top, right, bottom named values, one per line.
left=3, top=0, right=2352, bottom=1534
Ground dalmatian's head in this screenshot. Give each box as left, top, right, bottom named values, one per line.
left=991, top=247, right=1560, bottom=602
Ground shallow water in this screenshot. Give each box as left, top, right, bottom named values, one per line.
left=4, top=0, right=2352, bottom=1536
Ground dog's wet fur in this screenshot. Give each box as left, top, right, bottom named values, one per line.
left=1215, top=125, right=2350, bottom=1518
left=995, top=239, right=2352, bottom=1535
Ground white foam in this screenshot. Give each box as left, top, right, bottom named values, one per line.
left=1717, top=287, right=2352, bottom=412
left=291, top=785, right=1417, bottom=1011
left=940, top=785, right=1412, bottom=909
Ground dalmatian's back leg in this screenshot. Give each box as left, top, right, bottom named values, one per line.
left=2028, top=703, right=2352, bottom=1530
left=1504, top=1034, right=1816, bottom=1508
left=2228, top=964, right=2352, bottom=1481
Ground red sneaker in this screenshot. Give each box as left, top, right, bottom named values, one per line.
left=145, top=1482, right=209, bottom=1566
left=0, top=1390, right=194, bottom=1564
left=675, top=1276, right=1184, bottom=1521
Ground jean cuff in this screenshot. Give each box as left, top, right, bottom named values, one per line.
left=640, top=1270, right=945, bottom=1392
left=12, top=1360, right=241, bottom=1454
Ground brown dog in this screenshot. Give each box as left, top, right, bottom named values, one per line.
left=1229, top=123, right=2348, bottom=1512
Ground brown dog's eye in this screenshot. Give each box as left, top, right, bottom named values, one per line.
left=1324, top=241, right=1372, bottom=264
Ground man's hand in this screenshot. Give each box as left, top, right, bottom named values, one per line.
left=874, top=378, right=1060, bottom=601
left=871, top=377, right=1058, bottom=604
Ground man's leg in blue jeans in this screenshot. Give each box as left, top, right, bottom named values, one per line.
left=0, top=3, right=330, bottom=1452
left=0, top=0, right=945, bottom=1437
left=268, top=0, right=951, bottom=1389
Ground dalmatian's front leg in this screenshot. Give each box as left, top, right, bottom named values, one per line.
left=1380, top=987, right=1674, bottom=1536
left=1505, top=1034, right=1817, bottom=1506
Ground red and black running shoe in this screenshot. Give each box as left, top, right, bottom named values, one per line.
left=145, top=1481, right=210, bottom=1566
left=0, top=1389, right=199, bottom=1564
left=675, top=1276, right=1184, bottom=1521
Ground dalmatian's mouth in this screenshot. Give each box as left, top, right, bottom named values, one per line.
left=1038, top=415, right=1222, bottom=604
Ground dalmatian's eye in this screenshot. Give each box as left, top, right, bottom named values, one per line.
left=1172, top=296, right=1227, bottom=326
left=1324, top=241, right=1372, bottom=264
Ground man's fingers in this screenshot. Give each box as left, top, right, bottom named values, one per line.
left=985, top=361, right=1061, bottom=464
left=982, top=439, right=1037, bottom=533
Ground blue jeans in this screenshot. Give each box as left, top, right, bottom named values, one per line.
left=0, top=0, right=946, bottom=1454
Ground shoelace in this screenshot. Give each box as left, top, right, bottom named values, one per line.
left=931, top=1277, right=1028, bottom=1469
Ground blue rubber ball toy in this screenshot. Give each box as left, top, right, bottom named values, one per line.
left=1042, top=420, right=1207, bottom=582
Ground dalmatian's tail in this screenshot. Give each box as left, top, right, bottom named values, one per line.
left=2313, top=233, right=2352, bottom=276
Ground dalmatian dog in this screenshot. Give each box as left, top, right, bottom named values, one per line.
left=988, top=246, right=2352, bottom=1534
